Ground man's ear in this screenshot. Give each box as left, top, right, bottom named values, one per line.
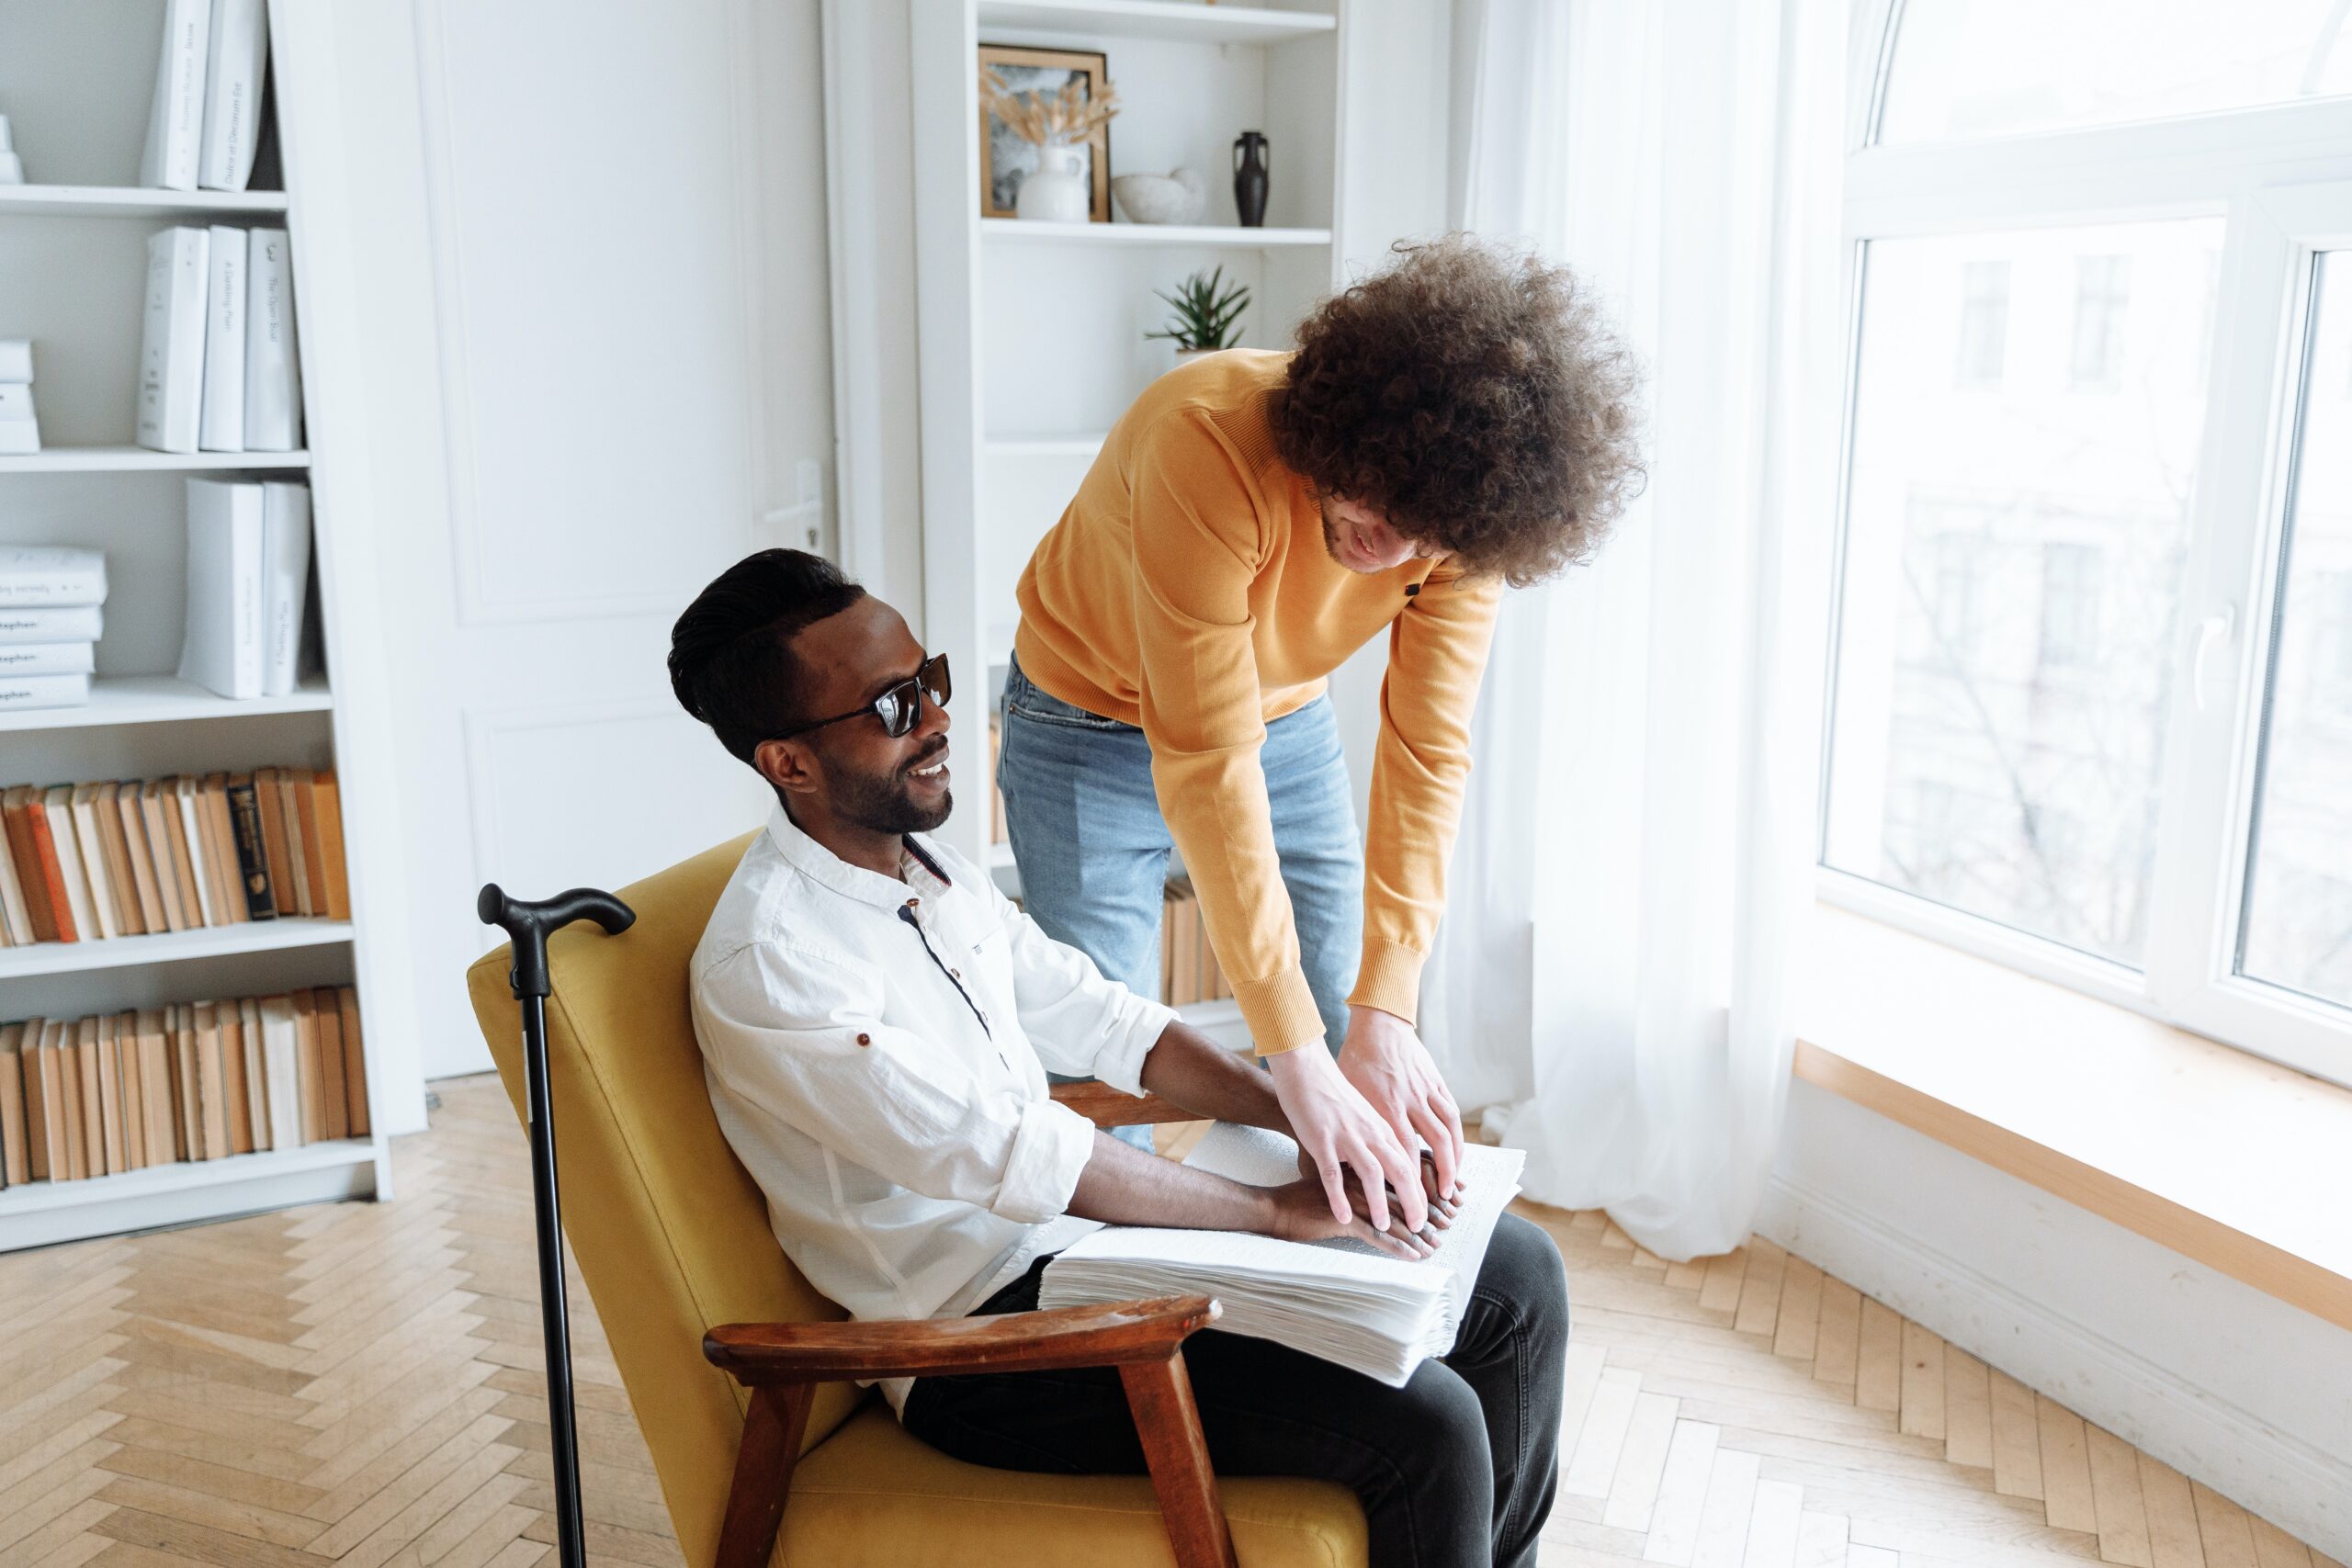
left=752, top=737, right=818, bottom=799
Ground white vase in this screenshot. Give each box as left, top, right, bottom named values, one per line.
left=1016, top=141, right=1091, bottom=223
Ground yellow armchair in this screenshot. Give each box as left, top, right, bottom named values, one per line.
left=464, top=834, right=1367, bottom=1568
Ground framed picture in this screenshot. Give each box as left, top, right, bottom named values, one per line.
left=978, top=44, right=1112, bottom=222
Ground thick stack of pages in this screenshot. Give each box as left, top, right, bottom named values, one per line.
left=1039, top=1123, right=1527, bottom=1386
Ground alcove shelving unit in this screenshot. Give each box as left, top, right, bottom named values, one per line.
left=910, top=0, right=1349, bottom=1046
left=0, top=0, right=394, bottom=1248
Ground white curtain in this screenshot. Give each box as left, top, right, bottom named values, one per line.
left=1422, top=0, right=1849, bottom=1259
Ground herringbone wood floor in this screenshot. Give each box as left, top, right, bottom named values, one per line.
left=0, top=1074, right=2334, bottom=1568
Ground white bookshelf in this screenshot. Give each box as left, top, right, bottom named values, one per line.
left=974, top=0, right=1336, bottom=45
left=0, top=0, right=396, bottom=1248
left=978, top=217, right=1335, bottom=248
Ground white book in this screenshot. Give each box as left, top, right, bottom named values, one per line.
left=243, top=231, right=302, bottom=450
left=0, top=821, right=30, bottom=946
left=0, top=643, right=95, bottom=677
left=0, top=547, right=107, bottom=608
left=240, top=997, right=270, bottom=1150
left=199, top=225, right=246, bottom=451
left=179, top=479, right=265, bottom=698
left=198, top=0, right=267, bottom=192
left=0, top=419, right=38, bottom=457
left=259, top=993, right=300, bottom=1153
left=0, top=340, right=31, bottom=383
left=0, top=605, right=102, bottom=645
left=0, top=386, right=33, bottom=419
left=261, top=481, right=311, bottom=696
left=69, top=786, right=121, bottom=942
left=0, top=672, right=90, bottom=710
left=1040, top=1125, right=1527, bottom=1388
left=138, top=227, right=211, bottom=454
left=175, top=778, right=219, bottom=927
left=140, top=0, right=212, bottom=191
left=40, top=788, right=99, bottom=944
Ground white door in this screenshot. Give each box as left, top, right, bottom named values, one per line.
left=305, top=0, right=836, bottom=1111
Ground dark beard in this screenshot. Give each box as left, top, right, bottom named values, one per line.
left=829, top=743, right=952, bottom=836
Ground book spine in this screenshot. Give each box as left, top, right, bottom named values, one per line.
left=0, top=673, right=90, bottom=710
left=226, top=775, right=276, bottom=919
left=0, top=571, right=107, bottom=608
left=262, top=482, right=311, bottom=695
left=337, top=987, right=368, bottom=1137
left=0, top=606, right=102, bottom=644
left=137, top=228, right=209, bottom=454
left=311, top=769, right=350, bottom=920
left=0, top=643, right=93, bottom=677
left=198, top=0, right=267, bottom=192
left=141, top=0, right=210, bottom=191
left=199, top=224, right=246, bottom=451
left=23, top=799, right=80, bottom=942
left=243, top=231, right=302, bottom=451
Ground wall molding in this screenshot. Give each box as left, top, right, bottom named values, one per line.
left=1759, top=1168, right=2352, bottom=1557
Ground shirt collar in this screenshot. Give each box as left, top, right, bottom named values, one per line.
left=763, top=803, right=955, bottom=910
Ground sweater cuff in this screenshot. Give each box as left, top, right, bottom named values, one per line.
left=1347, top=938, right=1427, bottom=1027
left=1232, top=963, right=1329, bottom=1058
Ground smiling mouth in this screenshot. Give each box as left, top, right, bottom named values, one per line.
left=908, top=751, right=949, bottom=783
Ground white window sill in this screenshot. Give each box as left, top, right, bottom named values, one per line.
left=1794, top=904, right=2352, bottom=1334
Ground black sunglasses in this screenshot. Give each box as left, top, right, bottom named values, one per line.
left=772, top=653, right=951, bottom=742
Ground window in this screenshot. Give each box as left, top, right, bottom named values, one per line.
left=2068, top=255, right=2132, bottom=390
left=1879, top=0, right=2352, bottom=145
left=1955, top=260, right=2011, bottom=388
left=1823, top=5, right=2352, bottom=1087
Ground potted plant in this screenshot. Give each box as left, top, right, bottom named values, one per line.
left=1148, top=266, right=1250, bottom=363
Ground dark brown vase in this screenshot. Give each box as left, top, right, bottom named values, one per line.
left=1233, top=130, right=1269, bottom=228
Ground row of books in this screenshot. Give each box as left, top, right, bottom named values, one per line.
left=1161, top=879, right=1232, bottom=1007
left=141, top=0, right=269, bottom=194
left=0, top=767, right=348, bottom=949
left=0, top=337, right=39, bottom=456
left=140, top=225, right=302, bottom=455
left=181, top=479, right=311, bottom=700
left=0, top=546, right=106, bottom=712
left=0, top=987, right=368, bottom=1188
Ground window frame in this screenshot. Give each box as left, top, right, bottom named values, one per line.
left=1818, top=0, right=2352, bottom=1089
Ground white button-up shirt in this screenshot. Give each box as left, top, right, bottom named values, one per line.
left=691, top=807, right=1174, bottom=1404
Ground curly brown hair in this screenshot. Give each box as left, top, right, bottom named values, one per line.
left=1270, top=234, right=1644, bottom=588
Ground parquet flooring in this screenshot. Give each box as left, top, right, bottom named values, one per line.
left=0, top=1074, right=2335, bottom=1568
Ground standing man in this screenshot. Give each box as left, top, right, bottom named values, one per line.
left=1001, top=235, right=1643, bottom=1231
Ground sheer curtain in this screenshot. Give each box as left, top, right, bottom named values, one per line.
left=1422, top=0, right=1849, bottom=1259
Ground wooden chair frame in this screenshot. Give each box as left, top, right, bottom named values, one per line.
left=701, top=1085, right=1237, bottom=1568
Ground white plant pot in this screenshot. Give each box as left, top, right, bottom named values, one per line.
left=1016, top=142, right=1091, bottom=223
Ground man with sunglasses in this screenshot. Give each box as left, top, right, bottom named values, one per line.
left=669, top=547, right=1570, bottom=1568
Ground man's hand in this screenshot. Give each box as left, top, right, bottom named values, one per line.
left=1261, top=1179, right=1436, bottom=1259
left=1338, top=1004, right=1465, bottom=1201
left=1297, top=1146, right=1461, bottom=1232
left=1265, top=1042, right=1427, bottom=1233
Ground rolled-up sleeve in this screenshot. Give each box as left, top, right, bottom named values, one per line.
left=992, top=881, right=1174, bottom=1097
left=694, top=941, right=1096, bottom=1224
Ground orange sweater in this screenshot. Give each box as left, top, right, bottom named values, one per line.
left=1013, top=351, right=1503, bottom=1056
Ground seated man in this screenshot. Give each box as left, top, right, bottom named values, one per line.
left=668, top=547, right=1569, bottom=1568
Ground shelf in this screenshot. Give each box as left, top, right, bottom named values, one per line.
left=0, top=1136, right=373, bottom=1218
left=0, top=446, right=311, bottom=475
left=976, top=0, right=1336, bottom=44
left=0, top=1137, right=379, bottom=1250
left=981, top=219, right=1332, bottom=248
left=986, top=434, right=1110, bottom=458
left=0, top=675, right=334, bottom=734
left=0, top=919, right=355, bottom=980
left=0, top=184, right=292, bottom=220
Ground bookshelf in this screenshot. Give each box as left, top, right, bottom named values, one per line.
left=0, top=1, right=398, bottom=1248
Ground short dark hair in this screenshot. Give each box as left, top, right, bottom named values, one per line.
left=668, top=548, right=866, bottom=763
left=1271, top=234, right=1645, bottom=588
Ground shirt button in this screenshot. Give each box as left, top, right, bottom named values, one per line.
left=856, top=1032, right=872, bottom=1046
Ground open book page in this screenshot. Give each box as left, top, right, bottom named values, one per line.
left=1039, top=1123, right=1526, bottom=1383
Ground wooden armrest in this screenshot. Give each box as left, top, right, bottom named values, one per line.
left=705, top=1294, right=1219, bottom=1385
left=1051, top=1080, right=1203, bottom=1128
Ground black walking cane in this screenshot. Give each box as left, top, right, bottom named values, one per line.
left=478, top=883, right=636, bottom=1568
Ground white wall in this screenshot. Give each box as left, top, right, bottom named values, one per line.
left=1763, top=1079, right=2352, bottom=1557
left=313, top=0, right=839, bottom=1110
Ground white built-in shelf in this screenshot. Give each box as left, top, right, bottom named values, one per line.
left=0, top=1136, right=374, bottom=1220
left=986, top=434, right=1109, bottom=458
left=0, top=675, right=334, bottom=734
left=976, top=0, right=1336, bottom=44
left=0, top=919, right=354, bottom=982
left=981, top=218, right=1332, bottom=248
left=0, top=184, right=291, bottom=220
left=0, top=446, right=311, bottom=475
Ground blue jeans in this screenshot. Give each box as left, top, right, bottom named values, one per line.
left=997, top=657, right=1364, bottom=1141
